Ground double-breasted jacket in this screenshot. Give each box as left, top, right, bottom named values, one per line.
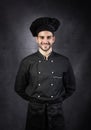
left=15, top=51, right=76, bottom=130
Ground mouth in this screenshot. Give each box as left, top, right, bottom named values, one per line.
left=41, top=42, right=50, bottom=45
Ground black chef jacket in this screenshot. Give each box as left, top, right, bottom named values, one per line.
left=15, top=51, right=76, bottom=102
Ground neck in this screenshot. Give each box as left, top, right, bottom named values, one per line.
left=39, top=48, right=52, bottom=60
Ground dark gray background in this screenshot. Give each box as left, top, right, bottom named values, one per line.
left=0, top=0, right=91, bottom=130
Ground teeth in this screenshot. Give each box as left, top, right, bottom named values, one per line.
left=41, top=42, right=50, bottom=45
left=42, top=43, right=50, bottom=45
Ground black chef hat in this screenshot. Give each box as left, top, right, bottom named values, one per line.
left=30, top=17, right=60, bottom=36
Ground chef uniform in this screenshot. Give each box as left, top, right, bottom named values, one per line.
left=14, top=17, right=76, bottom=130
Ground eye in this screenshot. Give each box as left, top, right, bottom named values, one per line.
left=39, top=36, right=44, bottom=39
left=47, top=36, right=53, bottom=39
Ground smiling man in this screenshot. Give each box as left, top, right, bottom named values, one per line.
left=36, top=31, right=55, bottom=60
left=14, top=17, right=76, bottom=130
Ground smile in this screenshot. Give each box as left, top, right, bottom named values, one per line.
left=41, top=43, right=50, bottom=45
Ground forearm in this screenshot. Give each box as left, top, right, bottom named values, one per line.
left=63, top=60, right=76, bottom=100
left=14, top=59, right=30, bottom=101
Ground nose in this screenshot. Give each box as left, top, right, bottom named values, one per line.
left=43, top=37, right=48, bottom=43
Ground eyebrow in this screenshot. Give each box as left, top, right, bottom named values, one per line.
left=38, top=35, right=53, bottom=37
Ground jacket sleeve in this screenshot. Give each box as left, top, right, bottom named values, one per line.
left=62, top=59, right=76, bottom=100
left=14, top=59, right=30, bottom=101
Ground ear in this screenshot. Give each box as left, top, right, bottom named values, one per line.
left=53, top=36, right=55, bottom=42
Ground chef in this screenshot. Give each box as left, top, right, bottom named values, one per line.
left=14, top=17, right=76, bottom=130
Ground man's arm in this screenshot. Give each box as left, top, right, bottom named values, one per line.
left=14, top=59, right=30, bottom=101
left=63, top=59, right=76, bottom=100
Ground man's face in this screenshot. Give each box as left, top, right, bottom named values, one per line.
left=36, top=31, right=55, bottom=52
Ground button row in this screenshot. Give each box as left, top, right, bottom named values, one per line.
left=37, top=95, right=54, bottom=98
left=38, top=71, right=54, bottom=74
left=38, top=60, right=54, bottom=63
left=38, top=83, right=54, bottom=86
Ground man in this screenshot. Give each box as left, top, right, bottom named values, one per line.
left=14, top=17, right=76, bottom=130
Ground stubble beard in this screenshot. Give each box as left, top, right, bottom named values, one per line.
left=39, top=42, right=52, bottom=52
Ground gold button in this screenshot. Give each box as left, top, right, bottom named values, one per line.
left=38, top=72, right=41, bottom=74
left=51, top=60, right=53, bottom=62
left=39, top=60, right=41, bottom=63
left=38, top=84, right=40, bottom=86
left=52, top=71, right=54, bottom=74
left=38, top=95, right=40, bottom=98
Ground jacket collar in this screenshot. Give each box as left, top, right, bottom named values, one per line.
left=37, top=50, right=55, bottom=60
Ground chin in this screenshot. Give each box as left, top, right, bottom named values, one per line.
left=42, top=48, right=47, bottom=51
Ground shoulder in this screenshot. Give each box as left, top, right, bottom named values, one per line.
left=23, top=51, right=38, bottom=61
left=53, top=51, right=73, bottom=70
left=53, top=51, right=72, bottom=67
left=20, top=52, right=38, bottom=65
left=53, top=51, right=69, bottom=61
